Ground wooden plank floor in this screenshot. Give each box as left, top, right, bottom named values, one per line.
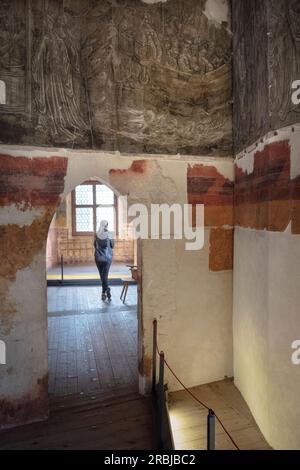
left=0, top=285, right=155, bottom=450
left=0, top=386, right=155, bottom=450
left=48, top=285, right=138, bottom=396
left=168, top=379, right=271, bottom=450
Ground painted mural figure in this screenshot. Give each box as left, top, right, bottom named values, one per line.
left=178, top=41, right=192, bottom=73
left=138, top=13, right=162, bottom=64
left=288, top=0, right=300, bottom=44
left=164, top=39, right=179, bottom=69
left=0, top=1, right=26, bottom=111
left=0, top=18, right=19, bottom=69
left=0, top=2, right=24, bottom=69
left=32, top=13, right=89, bottom=142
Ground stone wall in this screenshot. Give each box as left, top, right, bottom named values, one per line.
left=0, top=0, right=234, bottom=430
left=232, top=0, right=300, bottom=449
left=0, top=146, right=233, bottom=429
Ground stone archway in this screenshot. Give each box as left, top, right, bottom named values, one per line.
left=45, top=174, right=142, bottom=398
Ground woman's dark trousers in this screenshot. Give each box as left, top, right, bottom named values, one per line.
left=96, top=260, right=111, bottom=293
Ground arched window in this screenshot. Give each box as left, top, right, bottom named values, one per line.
left=0, top=80, right=6, bottom=105
left=71, top=181, right=117, bottom=235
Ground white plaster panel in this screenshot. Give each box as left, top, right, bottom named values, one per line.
left=204, top=0, right=230, bottom=27
left=234, top=227, right=300, bottom=449
left=267, top=232, right=300, bottom=449
left=143, top=230, right=233, bottom=392
left=0, top=205, right=44, bottom=227
left=233, top=228, right=269, bottom=440
left=233, top=124, right=300, bottom=449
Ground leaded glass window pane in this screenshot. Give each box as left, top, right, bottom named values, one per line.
left=96, top=184, right=114, bottom=205
left=96, top=206, right=115, bottom=232
left=75, top=185, right=93, bottom=205
left=76, top=208, right=93, bottom=232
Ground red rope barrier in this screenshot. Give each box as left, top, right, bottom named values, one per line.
left=156, top=344, right=240, bottom=451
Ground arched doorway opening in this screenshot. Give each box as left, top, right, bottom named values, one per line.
left=46, top=177, right=139, bottom=398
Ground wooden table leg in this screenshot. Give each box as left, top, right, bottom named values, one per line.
left=120, top=284, right=126, bottom=301
left=123, top=283, right=129, bottom=303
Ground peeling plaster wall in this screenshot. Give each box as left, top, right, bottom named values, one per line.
left=233, top=125, right=300, bottom=449
left=0, top=153, right=67, bottom=428
left=0, top=145, right=233, bottom=428
left=232, top=1, right=300, bottom=448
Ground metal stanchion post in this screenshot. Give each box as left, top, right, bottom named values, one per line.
left=157, top=351, right=165, bottom=449
left=152, top=319, right=157, bottom=392
left=61, top=254, right=64, bottom=286
left=207, top=409, right=215, bottom=450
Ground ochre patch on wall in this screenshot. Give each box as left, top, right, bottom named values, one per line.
left=0, top=154, right=68, bottom=208
left=235, top=140, right=300, bottom=233
left=0, top=279, right=17, bottom=336
left=0, top=211, right=56, bottom=335
left=209, top=228, right=233, bottom=272
left=0, top=211, right=54, bottom=282
left=187, top=164, right=233, bottom=227
left=109, top=160, right=148, bottom=177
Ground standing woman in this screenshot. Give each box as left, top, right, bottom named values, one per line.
left=94, top=220, right=114, bottom=301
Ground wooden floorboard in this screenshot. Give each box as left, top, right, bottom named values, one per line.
left=47, top=285, right=138, bottom=397
left=0, top=387, right=155, bottom=450
left=168, top=379, right=272, bottom=450
left=0, top=285, right=155, bottom=450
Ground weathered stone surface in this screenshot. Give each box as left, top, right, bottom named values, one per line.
left=0, top=0, right=232, bottom=155
left=232, top=0, right=300, bottom=153
left=232, top=0, right=269, bottom=152
left=268, top=0, right=300, bottom=133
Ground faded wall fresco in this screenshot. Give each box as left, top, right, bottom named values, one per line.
left=232, top=0, right=300, bottom=153
left=0, top=0, right=232, bottom=155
